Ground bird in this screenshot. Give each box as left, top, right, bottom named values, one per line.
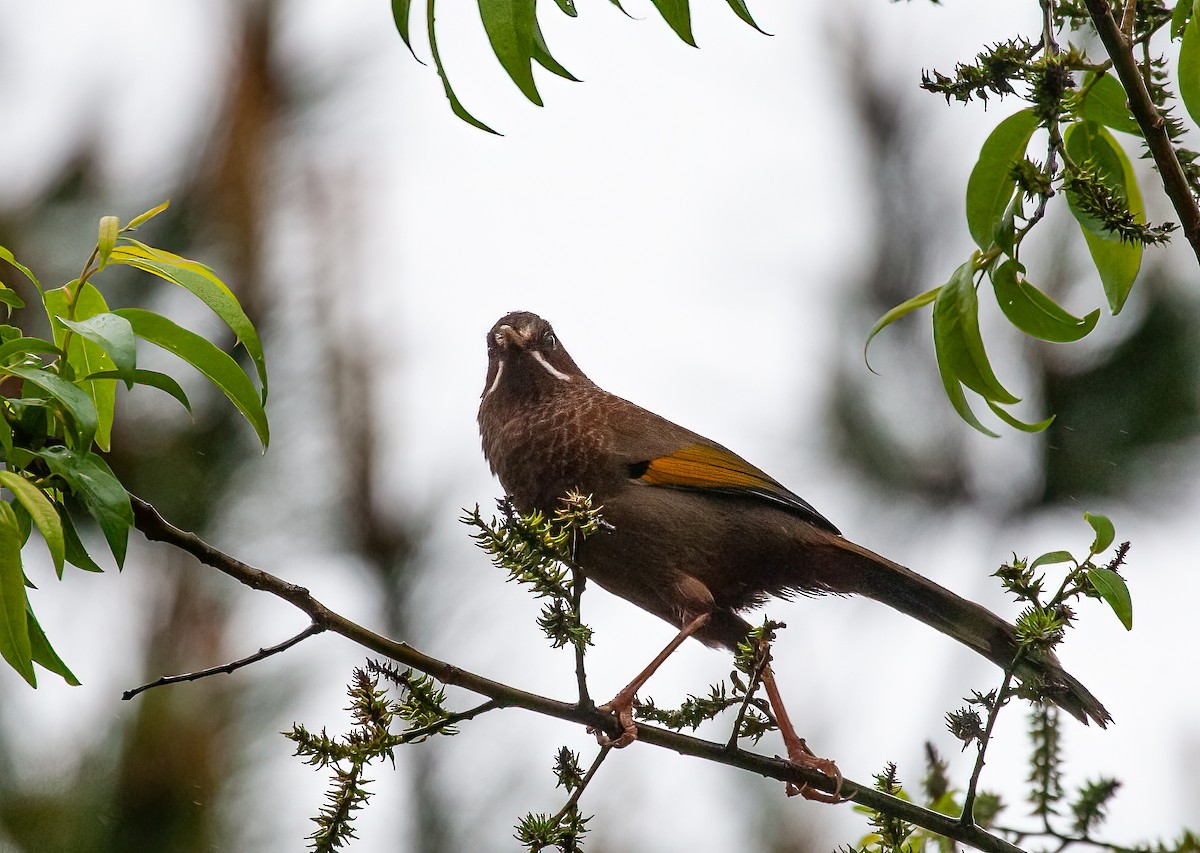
left=477, top=310, right=1110, bottom=800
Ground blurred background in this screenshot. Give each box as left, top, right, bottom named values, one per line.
left=0, top=0, right=1197, bottom=850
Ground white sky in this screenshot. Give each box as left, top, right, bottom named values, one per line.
left=1, top=0, right=1197, bottom=850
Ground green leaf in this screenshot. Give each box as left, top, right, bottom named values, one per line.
left=1181, top=17, right=1200, bottom=127
left=966, top=108, right=1039, bottom=250
left=1087, top=567, right=1132, bottom=630
left=108, top=242, right=267, bottom=400
left=1172, top=0, right=1192, bottom=39
left=1064, top=122, right=1143, bottom=313
left=531, top=17, right=578, bottom=81
left=1074, top=73, right=1141, bottom=135
left=33, top=447, right=132, bottom=568
left=985, top=398, right=1054, bottom=433
left=1084, top=511, right=1115, bottom=553
left=0, top=502, right=33, bottom=685
left=722, top=0, right=767, bottom=33
left=83, top=369, right=191, bottom=413
left=27, top=602, right=80, bottom=685
left=552, top=0, right=578, bottom=16
left=391, top=0, right=423, bottom=61
left=4, top=365, right=99, bottom=451
left=56, top=313, right=136, bottom=383
left=937, top=358, right=998, bottom=437
left=125, top=200, right=169, bottom=231
left=114, top=308, right=269, bottom=448
left=44, top=285, right=117, bottom=452
left=0, top=472, right=64, bottom=579
left=0, top=336, right=61, bottom=366
left=97, top=216, right=119, bottom=270
left=864, top=286, right=940, bottom=370
left=932, top=260, right=1020, bottom=405
left=0, top=287, right=24, bottom=310
left=0, top=245, right=41, bottom=291
left=60, top=506, right=103, bottom=573
left=428, top=0, right=500, bottom=134
left=0, top=414, right=12, bottom=459
left=478, top=0, right=542, bottom=105
left=649, top=0, right=696, bottom=45
left=1030, top=550, right=1076, bottom=570
left=991, top=259, right=1100, bottom=342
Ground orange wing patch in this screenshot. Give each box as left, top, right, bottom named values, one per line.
left=634, top=443, right=841, bottom=534
left=638, top=443, right=778, bottom=491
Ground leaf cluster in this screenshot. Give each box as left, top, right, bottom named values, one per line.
left=0, top=204, right=268, bottom=688
left=462, top=493, right=603, bottom=651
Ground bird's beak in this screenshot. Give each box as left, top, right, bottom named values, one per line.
left=494, top=324, right=526, bottom=349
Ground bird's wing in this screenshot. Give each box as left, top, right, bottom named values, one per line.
left=630, top=441, right=841, bottom=535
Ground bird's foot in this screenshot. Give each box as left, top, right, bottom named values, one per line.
left=782, top=737, right=844, bottom=803
left=588, top=691, right=638, bottom=748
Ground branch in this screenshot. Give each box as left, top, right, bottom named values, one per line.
left=128, top=494, right=1023, bottom=853
left=122, top=622, right=323, bottom=700
left=1084, top=0, right=1200, bottom=264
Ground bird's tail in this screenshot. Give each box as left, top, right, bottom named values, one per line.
left=822, top=538, right=1111, bottom=728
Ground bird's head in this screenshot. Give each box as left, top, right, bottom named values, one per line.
left=481, top=311, right=587, bottom=400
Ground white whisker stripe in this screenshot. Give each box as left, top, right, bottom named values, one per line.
left=531, top=350, right=571, bottom=381
left=485, top=359, right=506, bottom=397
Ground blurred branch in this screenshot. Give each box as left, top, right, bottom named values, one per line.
left=121, top=623, right=322, bottom=700
left=1084, top=0, right=1200, bottom=262
left=129, top=493, right=1023, bottom=853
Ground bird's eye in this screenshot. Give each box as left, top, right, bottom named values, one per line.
left=542, top=331, right=557, bottom=350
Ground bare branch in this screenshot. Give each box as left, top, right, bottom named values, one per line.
left=129, top=494, right=1024, bottom=853
left=122, top=622, right=323, bottom=700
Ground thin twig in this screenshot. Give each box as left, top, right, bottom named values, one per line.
left=129, top=493, right=1026, bottom=853
left=121, top=622, right=323, bottom=700
left=961, top=669, right=1017, bottom=824
left=550, top=745, right=612, bottom=826
left=568, top=528, right=592, bottom=710
left=395, top=698, right=501, bottom=744
left=725, top=640, right=772, bottom=752
left=1084, top=0, right=1200, bottom=264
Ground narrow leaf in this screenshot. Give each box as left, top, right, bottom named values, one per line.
left=114, top=308, right=269, bottom=448
left=649, top=0, right=696, bottom=45
left=722, top=0, right=768, bottom=33
left=1181, top=18, right=1200, bottom=127
left=478, top=0, right=543, bottom=105
left=985, top=398, right=1054, bottom=433
left=125, top=200, right=170, bottom=231
left=391, top=0, right=423, bottom=61
left=991, top=259, right=1100, bottom=342
left=932, top=261, right=1020, bottom=405
left=0, top=288, right=24, bottom=310
left=83, top=369, right=192, bottom=413
left=0, top=246, right=41, bottom=291
left=428, top=0, right=500, bottom=134
left=966, top=109, right=1039, bottom=250
left=0, top=502, right=33, bottom=685
left=864, top=286, right=940, bottom=370
left=1074, top=73, right=1141, bottom=135
left=1064, top=122, right=1143, bottom=313
left=56, top=314, right=136, bottom=382
left=1087, top=567, right=1133, bottom=630
left=552, top=0, right=578, bottom=16
left=1084, top=511, right=1115, bottom=553
left=0, top=472, right=65, bottom=578
left=27, top=603, right=80, bottom=685
left=108, top=243, right=267, bottom=399
left=1030, top=550, right=1076, bottom=570
left=97, top=216, right=119, bottom=269
left=60, top=507, right=103, bottom=573
left=0, top=336, right=61, bottom=366
left=44, top=284, right=117, bottom=451
left=4, top=365, right=99, bottom=451
left=531, top=17, right=578, bottom=81
left=937, top=358, right=998, bottom=438
left=34, top=447, right=132, bottom=567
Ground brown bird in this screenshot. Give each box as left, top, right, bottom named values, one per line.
left=477, top=311, right=1110, bottom=800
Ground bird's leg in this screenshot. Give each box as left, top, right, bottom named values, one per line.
left=760, top=666, right=843, bottom=802
left=591, top=612, right=711, bottom=749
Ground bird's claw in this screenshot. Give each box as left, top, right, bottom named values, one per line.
left=589, top=694, right=638, bottom=748
left=782, top=737, right=844, bottom=803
